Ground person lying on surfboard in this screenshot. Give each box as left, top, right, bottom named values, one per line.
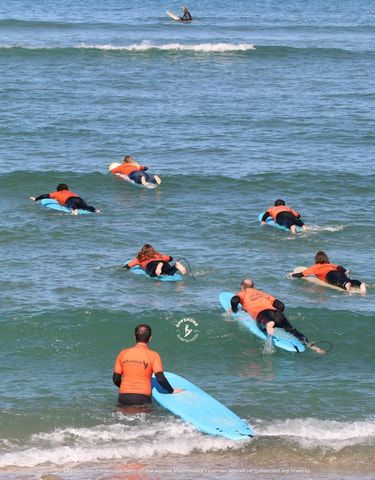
left=113, top=324, right=183, bottom=406
left=123, top=244, right=187, bottom=277
left=30, top=183, right=100, bottom=215
left=110, top=156, right=161, bottom=186
left=261, top=199, right=307, bottom=233
left=289, top=251, right=366, bottom=294
left=229, top=279, right=325, bottom=354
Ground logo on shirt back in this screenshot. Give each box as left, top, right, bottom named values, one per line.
left=176, top=318, right=199, bottom=343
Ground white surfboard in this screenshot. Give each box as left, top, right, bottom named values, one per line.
left=292, top=266, right=362, bottom=293
left=166, top=10, right=180, bottom=21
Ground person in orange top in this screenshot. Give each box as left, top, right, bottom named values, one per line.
left=261, top=199, right=307, bottom=233
left=30, top=183, right=100, bottom=215
left=113, top=324, right=183, bottom=406
left=290, top=251, right=366, bottom=294
left=111, top=156, right=161, bottom=186
left=230, top=279, right=324, bottom=354
left=123, top=244, right=186, bottom=277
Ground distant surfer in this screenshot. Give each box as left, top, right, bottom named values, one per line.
left=110, top=156, right=161, bottom=186
left=29, top=183, right=100, bottom=215
left=230, top=279, right=325, bottom=354
left=290, top=251, right=367, bottom=294
left=261, top=199, right=307, bottom=233
left=179, top=6, right=192, bottom=22
left=113, top=324, right=183, bottom=406
left=123, top=244, right=186, bottom=277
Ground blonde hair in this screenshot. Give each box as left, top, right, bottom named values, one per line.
left=136, top=244, right=160, bottom=262
left=122, top=156, right=140, bottom=167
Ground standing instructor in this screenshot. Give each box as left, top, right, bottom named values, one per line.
left=113, top=324, right=182, bottom=406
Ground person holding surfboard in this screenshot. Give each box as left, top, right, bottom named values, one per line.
left=110, top=156, right=161, bottom=186
left=230, top=279, right=325, bottom=354
left=123, top=244, right=186, bottom=277
left=261, top=199, right=307, bottom=233
left=113, top=324, right=183, bottom=406
left=290, top=251, right=367, bottom=294
left=30, top=183, right=100, bottom=215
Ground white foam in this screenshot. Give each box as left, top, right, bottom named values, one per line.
left=77, top=42, right=256, bottom=52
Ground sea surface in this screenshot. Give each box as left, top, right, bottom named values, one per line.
left=1, top=1, right=374, bottom=479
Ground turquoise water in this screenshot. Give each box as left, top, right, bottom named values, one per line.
left=1, top=1, right=374, bottom=478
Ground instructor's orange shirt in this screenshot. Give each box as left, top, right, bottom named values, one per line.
left=301, top=263, right=341, bottom=281
left=113, top=344, right=163, bottom=395
left=236, top=288, right=277, bottom=318
left=127, top=254, right=172, bottom=270
left=49, top=190, right=78, bottom=205
left=266, top=205, right=299, bottom=220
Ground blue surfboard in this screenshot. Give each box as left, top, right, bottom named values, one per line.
left=124, top=261, right=183, bottom=282
left=152, top=372, right=254, bottom=440
left=219, top=292, right=305, bottom=353
left=40, top=198, right=93, bottom=214
left=258, top=212, right=303, bottom=232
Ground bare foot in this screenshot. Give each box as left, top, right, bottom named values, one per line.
left=155, top=262, right=163, bottom=276
left=71, top=209, right=78, bottom=215
left=360, top=282, right=367, bottom=294
left=345, top=282, right=351, bottom=293
left=302, top=225, right=307, bottom=232
left=266, top=323, right=275, bottom=336
left=154, top=175, right=162, bottom=185
left=290, top=225, right=297, bottom=234
left=141, top=176, right=148, bottom=186
left=175, top=261, right=186, bottom=275
left=309, top=345, right=326, bottom=354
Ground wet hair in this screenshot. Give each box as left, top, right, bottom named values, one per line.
left=315, top=251, right=330, bottom=264
left=136, top=244, right=160, bottom=262
left=135, top=324, right=152, bottom=343
left=122, top=156, right=138, bottom=165
left=241, top=279, right=254, bottom=289
left=274, top=199, right=285, bottom=206
left=56, top=183, right=68, bottom=191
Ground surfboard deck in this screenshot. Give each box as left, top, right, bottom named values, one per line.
left=219, top=292, right=305, bottom=353
left=258, top=212, right=303, bottom=232
left=40, top=198, right=92, bottom=214
left=109, top=162, right=159, bottom=189
left=124, top=261, right=183, bottom=282
left=293, top=266, right=362, bottom=293
left=166, top=10, right=180, bottom=21
left=152, top=372, right=254, bottom=440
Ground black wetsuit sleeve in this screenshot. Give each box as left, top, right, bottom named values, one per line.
left=34, top=194, right=51, bottom=201
left=273, top=299, right=285, bottom=312
left=122, top=264, right=130, bottom=269
left=261, top=212, right=270, bottom=222
left=113, top=372, right=122, bottom=388
left=155, top=371, right=174, bottom=393
left=337, top=266, right=346, bottom=272
left=291, top=272, right=303, bottom=278
left=230, top=295, right=241, bottom=313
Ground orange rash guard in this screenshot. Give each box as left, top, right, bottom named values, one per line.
left=127, top=254, right=172, bottom=270
left=111, top=164, right=146, bottom=175
left=113, top=344, right=163, bottom=395
left=236, top=288, right=277, bottom=318
left=49, top=190, right=78, bottom=205
left=266, top=205, right=300, bottom=221
left=301, top=263, right=343, bottom=281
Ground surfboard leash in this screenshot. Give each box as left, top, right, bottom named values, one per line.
left=310, top=340, right=333, bottom=354
left=177, top=257, right=196, bottom=280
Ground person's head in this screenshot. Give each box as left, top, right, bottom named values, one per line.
left=122, top=155, right=137, bottom=165
left=315, top=251, right=330, bottom=264
left=183, top=6, right=189, bottom=12
left=137, top=244, right=159, bottom=261
left=135, top=324, right=152, bottom=344
left=240, top=279, right=254, bottom=290
left=56, top=183, right=68, bottom=191
left=274, top=199, right=285, bottom=206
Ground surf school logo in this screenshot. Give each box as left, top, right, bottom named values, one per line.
left=176, top=318, right=199, bottom=343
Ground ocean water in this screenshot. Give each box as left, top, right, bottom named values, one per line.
left=1, top=1, right=374, bottom=479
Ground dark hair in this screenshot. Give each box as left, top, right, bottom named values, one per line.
left=315, top=251, right=330, bottom=264
left=135, top=324, right=152, bottom=343
left=57, top=183, right=68, bottom=191
left=274, top=199, right=285, bottom=206
left=136, top=244, right=160, bottom=262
